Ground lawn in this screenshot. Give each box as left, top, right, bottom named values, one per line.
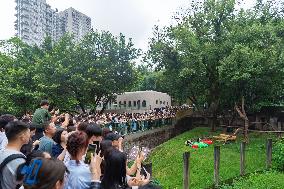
left=148, top=127, right=276, bottom=189
left=219, top=171, right=284, bottom=189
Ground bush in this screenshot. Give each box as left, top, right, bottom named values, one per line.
left=272, top=139, right=284, bottom=171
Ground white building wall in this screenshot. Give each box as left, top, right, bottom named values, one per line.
left=97, top=91, right=171, bottom=113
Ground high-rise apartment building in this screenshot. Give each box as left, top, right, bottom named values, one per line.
left=15, top=0, right=91, bottom=46
left=59, top=8, right=92, bottom=42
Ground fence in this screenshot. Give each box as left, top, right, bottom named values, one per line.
left=182, top=138, right=273, bottom=189
left=101, top=117, right=175, bottom=135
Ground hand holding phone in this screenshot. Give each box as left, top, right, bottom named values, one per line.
left=85, top=144, right=97, bottom=164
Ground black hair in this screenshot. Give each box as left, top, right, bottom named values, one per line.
left=42, top=121, right=51, bottom=133
left=20, top=140, right=33, bottom=156
left=85, top=124, right=102, bottom=138
left=28, top=123, right=38, bottom=131
left=77, top=122, right=89, bottom=132
left=16, top=150, right=46, bottom=181
left=0, top=114, right=15, bottom=130
left=52, top=129, right=66, bottom=144
left=101, top=148, right=127, bottom=189
left=100, top=139, right=113, bottom=157
left=5, top=121, right=29, bottom=141
left=23, top=158, right=67, bottom=189
left=99, top=140, right=114, bottom=175
left=67, top=126, right=76, bottom=133
left=40, top=99, right=49, bottom=106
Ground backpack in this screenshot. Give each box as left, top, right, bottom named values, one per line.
left=0, top=154, right=26, bottom=189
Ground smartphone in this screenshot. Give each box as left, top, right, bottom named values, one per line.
left=84, top=144, right=97, bottom=164
left=93, top=141, right=101, bottom=154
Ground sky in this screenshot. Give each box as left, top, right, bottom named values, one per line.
left=0, top=0, right=255, bottom=52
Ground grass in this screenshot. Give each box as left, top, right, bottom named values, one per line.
left=148, top=127, right=276, bottom=189
left=219, top=170, right=284, bottom=189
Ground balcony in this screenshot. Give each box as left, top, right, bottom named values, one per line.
left=21, top=0, right=29, bottom=5
left=22, top=35, right=29, bottom=40
left=20, top=6, right=29, bottom=11
left=20, top=14, right=29, bottom=19
left=21, top=27, right=29, bottom=32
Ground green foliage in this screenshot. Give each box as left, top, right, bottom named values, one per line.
left=272, top=139, right=284, bottom=171
left=0, top=31, right=139, bottom=115
left=219, top=171, right=284, bottom=189
left=148, top=127, right=274, bottom=189
left=146, top=0, right=284, bottom=112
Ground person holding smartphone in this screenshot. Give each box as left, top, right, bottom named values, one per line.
left=85, top=124, right=103, bottom=156
left=64, top=131, right=97, bottom=189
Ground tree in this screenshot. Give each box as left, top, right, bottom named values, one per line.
left=0, top=30, right=139, bottom=115
left=34, top=31, right=139, bottom=113
left=146, top=0, right=284, bottom=131
left=0, top=37, right=42, bottom=115
left=147, top=0, right=237, bottom=130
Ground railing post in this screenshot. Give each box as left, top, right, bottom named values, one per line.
left=183, top=152, right=190, bottom=189
left=240, top=142, right=245, bottom=176
left=214, top=146, right=220, bottom=187
left=266, top=138, right=272, bottom=169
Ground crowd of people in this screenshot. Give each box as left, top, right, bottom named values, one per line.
left=0, top=100, right=187, bottom=189
left=21, top=105, right=181, bottom=135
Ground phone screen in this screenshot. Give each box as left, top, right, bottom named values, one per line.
left=84, top=144, right=97, bottom=164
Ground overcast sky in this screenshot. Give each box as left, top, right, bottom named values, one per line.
left=0, top=0, right=255, bottom=52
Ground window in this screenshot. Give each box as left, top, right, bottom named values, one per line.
left=142, top=100, right=146, bottom=107
left=156, top=100, right=158, bottom=104
left=160, top=101, right=162, bottom=104
left=128, top=101, right=132, bottom=107
left=119, top=101, right=121, bottom=107
left=137, top=100, right=141, bottom=109
left=167, top=102, right=168, bottom=105
left=133, top=101, right=137, bottom=107
left=124, top=101, right=126, bottom=107
left=163, top=101, right=165, bottom=105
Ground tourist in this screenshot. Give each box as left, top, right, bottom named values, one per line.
left=85, top=124, right=103, bottom=153
left=0, top=121, right=30, bottom=189
left=0, top=114, right=16, bottom=151
left=64, top=131, right=93, bottom=189
left=38, top=121, right=56, bottom=155
left=20, top=123, right=40, bottom=156
left=32, top=100, right=59, bottom=140
left=104, top=133, right=123, bottom=152
left=90, top=148, right=150, bottom=189
left=23, top=157, right=67, bottom=189
left=52, top=129, right=68, bottom=159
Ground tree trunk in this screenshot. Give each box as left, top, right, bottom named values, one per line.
left=79, top=102, right=86, bottom=113
left=207, top=65, right=220, bottom=132
left=209, top=115, right=218, bottom=132
left=99, top=97, right=110, bottom=114
left=235, top=97, right=249, bottom=143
